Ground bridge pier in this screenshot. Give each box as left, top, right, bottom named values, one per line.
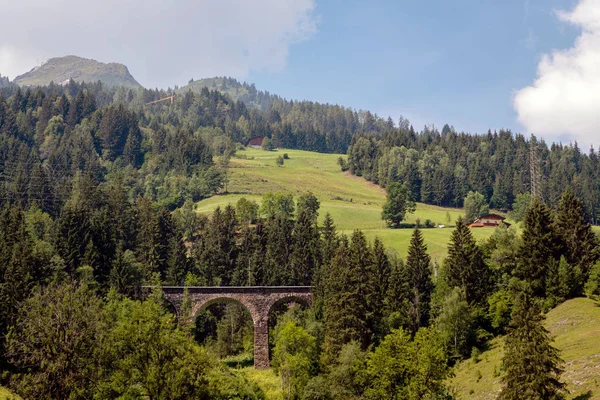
left=157, top=286, right=312, bottom=369
left=254, top=316, right=270, bottom=369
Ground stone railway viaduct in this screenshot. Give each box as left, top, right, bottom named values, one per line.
left=158, top=286, right=312, bottom=369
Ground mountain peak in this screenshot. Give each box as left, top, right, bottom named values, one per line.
left=14, top=55, right=141, bottom=88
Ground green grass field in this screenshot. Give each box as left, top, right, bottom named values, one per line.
left=197, top=148, right=504, bottom=259
left=449, top=297, right=600, bottom=400
left=0, top=386, right=20, bottom=400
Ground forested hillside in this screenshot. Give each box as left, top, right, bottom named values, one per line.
left=178, top=76, right=279, bottom=111
left=346, top=127, right=600, bottom=223
left=1, top=80, right=600, bottom=399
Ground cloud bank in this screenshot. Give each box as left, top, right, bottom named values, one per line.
left=514, top=0, right=600, bottom=146
left=0, top=0, right=317, bottom=88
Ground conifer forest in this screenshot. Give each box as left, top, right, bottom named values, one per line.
left=0, top=76, right=598, bottom=399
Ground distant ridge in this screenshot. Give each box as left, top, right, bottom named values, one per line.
left=14, top=55, right=141, bottom=88
left=177, top=77, right=279, bottom=111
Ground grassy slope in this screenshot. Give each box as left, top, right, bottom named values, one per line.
left=197, top=148, right=498, bottom=259
left=0, top=386, right=20, bottom=400
left=449, top=297, right=600, bottom=400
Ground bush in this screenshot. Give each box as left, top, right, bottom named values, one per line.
left=283, top=153, right=289, bottom=159
left=337, top=156, right=349, bottom=171
left=471, top=347, right=481, bottom=363
left=302, top=376, right=332, bottom=400
left=276, top=156, right=284, bottom=166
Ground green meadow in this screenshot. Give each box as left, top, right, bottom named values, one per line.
left=197, top=148, right=503, bottom=259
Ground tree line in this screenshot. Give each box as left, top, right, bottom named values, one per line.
left=345, top=125, right=600, bottom=224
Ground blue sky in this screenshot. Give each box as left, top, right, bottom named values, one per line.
left=249, top=0, right=579, bottom=135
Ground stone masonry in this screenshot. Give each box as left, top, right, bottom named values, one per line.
left=158, top=286, right=312, bottom=369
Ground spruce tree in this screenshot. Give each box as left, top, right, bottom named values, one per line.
left=555, top=189, right=600, bottom=288
left=134, top=196, right=161, bottom=279
left=323, top=231, right=375, bottom=356
left=323, top=240, right=352, bottom=357
left=320, top=212, right=338, bottom=266
left=499, top=289, right=565, bottom=400
left=405, top=228, right=434, bottom=333
left=444, top=217, right=490, bottom=304
left=347, top=230, right=376, bottom=349
left=371, top=237, right=391, bottom=340
left=290, top=206, right=321, bottom=285
left=312, top=212, right=338, bottom=318
left=196, top=205, right=238, bottom=285
left=232, top=224, right=265, bottom=286
left=515, top=198, right=561, bottom=298
left=384, top=258, right=412, bottom=331
left=263, top=215, right=293, bottom=285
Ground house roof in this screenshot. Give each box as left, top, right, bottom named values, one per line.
left=478, top=214, right=506, bottom=220
left=246, top=136, right=264, bottom=146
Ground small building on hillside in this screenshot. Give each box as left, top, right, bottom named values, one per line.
left=468, top=214, right=510, bottom=228
left=246, top=136, right=264, bottom=148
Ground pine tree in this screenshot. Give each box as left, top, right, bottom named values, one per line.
left=262, top=215, right=293, bottom=285
left=55, top=203, right=93, bottom=277
left=134, top=197, right=161, bottom=278
left=312, top=212, right=338, bottom=318
left=232, top=224, right=265, bottom=286
left=555, top=189, right=600, bottom=289
left=444, top=217, right=491, bottom=304
left=290, top=206, right=321, bottom=285
left=323, top=241, right=351, bottom=357
left=320, top=212, right=338, bottom=266
left=405, top=228, right=434, bottom=334
left=67, top=90, right=85, bottom=127
left=0, top=206, right=38, bottom=366
left=384, top=258, right=412, bottom=331
left=515, top=198, right=561, bottom=298
left=323, top=230, right=375, bottom=356
left=195, top=205, right=238, bottom=285
left=499, top=289, right=565, bottom=400
left=371, top=237, right=391, bottom=340
left=323, top=231, right=376, bottom=356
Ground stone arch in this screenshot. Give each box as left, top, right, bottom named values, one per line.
left=191, top=296, right=258, bottom=325
left=156, top=286, right=312, bottom=369
left=267, top=294, right=312, bottom=324
left=268, top=294, right=311, bottom=312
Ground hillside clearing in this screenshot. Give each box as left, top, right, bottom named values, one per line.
left=197, top=148, right=504, bottom=259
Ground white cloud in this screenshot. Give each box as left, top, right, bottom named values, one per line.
left=514, top=0, right=600, bottom=146
left=0, top=0, right=317, bottom=87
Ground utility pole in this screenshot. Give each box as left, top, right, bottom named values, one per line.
left=529, top=139, right=542, bottom=201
